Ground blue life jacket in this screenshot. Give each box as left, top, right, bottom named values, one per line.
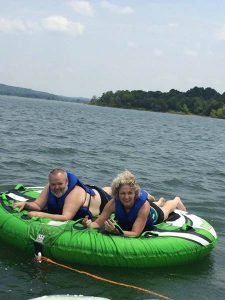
left=47, top=172, right=95, bottom=219
left=115, top=189, right=158, bottom=231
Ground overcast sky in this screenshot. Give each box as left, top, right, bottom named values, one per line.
left=0, top=0, right=225, bottom=98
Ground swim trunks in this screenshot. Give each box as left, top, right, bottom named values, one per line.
left=151, top=202, right=164, bottom=224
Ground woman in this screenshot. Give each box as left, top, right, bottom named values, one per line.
left=82, top=170, right=186, bottom=237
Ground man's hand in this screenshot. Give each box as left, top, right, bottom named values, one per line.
left=13, top=201, right=26, bottom=211
left=28, top=211, right=43, bottom=218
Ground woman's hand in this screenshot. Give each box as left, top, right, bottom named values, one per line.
left=13, top=201, right=26, bottom=211
left=104, top=219, right=117, bottom=233
left=82, top=216, right=93, bottom=228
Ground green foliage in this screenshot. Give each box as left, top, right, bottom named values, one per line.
left=210, top=105, right=225, bottom=119
left=90, top=87, right=225, bottom=119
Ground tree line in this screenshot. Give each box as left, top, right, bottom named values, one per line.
left=90, top=87, right=225, bottom=119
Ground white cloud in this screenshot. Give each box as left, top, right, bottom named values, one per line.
left=183, top=48, right=198, bottom=57
left=0, top=18, right=29, bottom=32
left=101, top=0, right=134, bottom=15
left=0, top=16, right=83, bottom=35
left=69, top=0, right=94, bottom=16
left=216, top=26, right=225, bottom=40
left=43, top=16, right=84, bottom=35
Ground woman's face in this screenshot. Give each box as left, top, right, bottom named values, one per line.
left=118, top=184, right=136, bottom=209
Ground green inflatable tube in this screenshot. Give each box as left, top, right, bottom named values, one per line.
left=0, top=185, right=218, bottom=268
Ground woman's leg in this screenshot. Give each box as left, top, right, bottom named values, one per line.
left=103, top=186, right=112, bottom=195
left=154, top=197, right=166, bottom=207
left=161, top=196, right=186, bottom=220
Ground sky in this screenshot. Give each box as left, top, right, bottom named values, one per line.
left=0, top=0, right=225, bottom=98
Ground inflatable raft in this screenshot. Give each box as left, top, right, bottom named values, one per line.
left=0, top=185, right=218, bottom=268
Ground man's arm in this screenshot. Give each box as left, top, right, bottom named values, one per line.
left=28, top=185, right=86, bottom=221
left=13, top=185, right=49, bottom=211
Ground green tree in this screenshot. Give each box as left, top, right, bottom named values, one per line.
left=210, top=105, right=225, bottom=119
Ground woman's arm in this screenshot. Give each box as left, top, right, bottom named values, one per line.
left=102, top=201, right=151, bottom=237
left=82, top=199, right=115, bottom=228
left=123, top=201, right=151, bottom=237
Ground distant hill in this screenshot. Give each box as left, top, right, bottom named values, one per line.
left=0, top=83, right=90, bottom=103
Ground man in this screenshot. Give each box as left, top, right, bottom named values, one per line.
left=13, top=168, right=112, bottom=221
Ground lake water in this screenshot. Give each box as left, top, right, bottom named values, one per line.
left=0, top=95, right=224, bottom=300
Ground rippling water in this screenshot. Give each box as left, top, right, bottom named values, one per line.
left=0, top=95, right=225, bottom=300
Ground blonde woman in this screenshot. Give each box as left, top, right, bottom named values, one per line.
left=83, top=170, right=186, bottom=237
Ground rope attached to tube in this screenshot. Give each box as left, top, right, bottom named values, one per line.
left=39, top=256, right=172, bottom=300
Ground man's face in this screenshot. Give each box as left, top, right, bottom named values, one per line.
left=49, top=173, right=68, bottom=198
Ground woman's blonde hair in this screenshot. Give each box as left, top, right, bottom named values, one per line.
left=111, top=170, right=140, bottom=199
